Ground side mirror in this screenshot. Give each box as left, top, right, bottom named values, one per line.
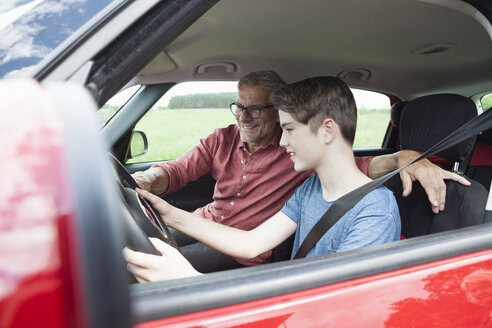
left=128, top=130, right=148, bottom=158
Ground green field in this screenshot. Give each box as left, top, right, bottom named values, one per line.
left=127, top=108, right=391, bottom=163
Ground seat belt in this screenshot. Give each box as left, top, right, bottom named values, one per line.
left=294, top=108, right=492, bottom=259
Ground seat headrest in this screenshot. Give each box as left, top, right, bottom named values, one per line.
left=390, top=101, right=407, bottom=129
left=400, top=94, right=477, bottom=163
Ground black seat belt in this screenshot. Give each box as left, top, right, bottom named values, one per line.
left=294, top=108, right=492, bottom=259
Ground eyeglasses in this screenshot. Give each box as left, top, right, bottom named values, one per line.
left=229, top=102, right=274, bottom=119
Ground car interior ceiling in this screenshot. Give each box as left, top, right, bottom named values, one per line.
left=77, top=0, right=492, bottom=108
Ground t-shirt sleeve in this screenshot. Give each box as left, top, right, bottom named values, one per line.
left=336, top=211, right=399, bottom=253
left=354, top=156, right=373, bottom=176
left=280, top=184, right=304, bottom=224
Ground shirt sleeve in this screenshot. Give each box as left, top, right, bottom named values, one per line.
left=153, top=130, right=218, bottom=194
left=280, top=183, right=304, bottom=224
left=354, top=156, right=373, bottom=176
left=336, top=210, right=399, bottom=252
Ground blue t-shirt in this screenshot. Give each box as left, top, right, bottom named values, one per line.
left=280, top=174, right=401, bottom=259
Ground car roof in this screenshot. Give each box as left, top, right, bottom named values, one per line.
left=133, top=0, right=492, bottom=101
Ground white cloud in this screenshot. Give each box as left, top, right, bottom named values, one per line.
left=0, top=0, right=87, bottom=66
left=3, top=64, right=38, bottom=78
left=0, top=0, right=43, bottom=31
left=0, top=23, right=49, bottom=65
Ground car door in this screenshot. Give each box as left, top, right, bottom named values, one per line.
left=3, top=0, right=492, bottom=327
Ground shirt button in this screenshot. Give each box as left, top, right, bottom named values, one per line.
left=230, top=201, right=235, bottom=206
left=236, top=192, right=241, bottom=197
left=242, top=175, right=246, bottom=179
left=220, top=215, right=225, bottom=220
left=241, top=160, right=244, bottom=164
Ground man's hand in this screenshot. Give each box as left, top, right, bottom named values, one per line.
left=131, top=166, right=169, bottom=195
left=398, top=150, right=470, bottom=214
left=123, top=238, right=201, bottom=282
left=131, top=171, right=156, bottom=191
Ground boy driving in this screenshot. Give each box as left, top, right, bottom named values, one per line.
left=124, top=76, right=401, bottom=282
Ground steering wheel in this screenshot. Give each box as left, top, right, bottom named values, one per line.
left=108, top=154, right=179, bottom=258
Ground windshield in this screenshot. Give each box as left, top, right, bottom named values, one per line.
left=0, top=0, right=113, bottom=79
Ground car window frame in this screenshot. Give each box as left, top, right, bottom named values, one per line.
left=129, top=223, right=492, bottom=322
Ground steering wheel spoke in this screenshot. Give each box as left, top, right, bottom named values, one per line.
left=109, top=154, right=180, bottom=252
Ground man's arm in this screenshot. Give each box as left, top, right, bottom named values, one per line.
left=367, top=150, right=470, bottom=213
left=131, top=130, right=218, bottom=195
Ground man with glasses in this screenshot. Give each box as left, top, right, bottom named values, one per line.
left=132, top=70, right=469, bottom=272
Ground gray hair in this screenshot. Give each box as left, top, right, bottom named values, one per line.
left=238, top=70, right=287, bottom=92
left=271, top=76, right=357, bottom=145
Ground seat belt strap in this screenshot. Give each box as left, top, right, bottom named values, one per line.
left=294, top=108, right=492, bottom=259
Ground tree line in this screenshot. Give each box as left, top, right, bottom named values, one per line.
left=167, top=92, right=237, bottom=109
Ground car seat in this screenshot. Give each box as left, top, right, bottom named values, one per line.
left=384, top=93, right=490, bottom=238
left=385, top=101, right=407, bottom=150
left=399, top=93, right=477, bottom=172
left=467, top=126, right=492, bottom=192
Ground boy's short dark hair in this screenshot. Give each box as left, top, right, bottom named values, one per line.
left=270, top=76, right=357, bottom=145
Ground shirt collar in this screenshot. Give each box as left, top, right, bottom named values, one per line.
left=238, top=124, right=282, bottom=151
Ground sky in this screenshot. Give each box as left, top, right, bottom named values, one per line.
left=108, top=82, right=391, bottom=110
left=0, top=1, right=41, bottom=29
left=0, top=0, right=113, bottom=78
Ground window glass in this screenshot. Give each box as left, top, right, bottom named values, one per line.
left=127, top=82, right=237, bottom=163
left=126, top=83, right=390, bottom=163
left=352, top=89, right=391, bottom=148
left=97, top=85, right=140, bottom=127
left=0, top=0, right=115, bottom=78
left=481, top=93, right=492, bottom=111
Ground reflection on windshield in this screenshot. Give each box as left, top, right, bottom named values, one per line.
left=0, top=0, right=112, bottom=79
left=0, top=0, right=36, bottom=15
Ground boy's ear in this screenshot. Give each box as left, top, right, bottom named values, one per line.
left=320, top=118, right=336, bottom=143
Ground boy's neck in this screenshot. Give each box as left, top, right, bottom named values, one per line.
left=316, top=145, right=372, bottom=202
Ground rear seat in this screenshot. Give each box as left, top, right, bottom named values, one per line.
left=467, top=127, right=492, bottom=192
left=384, top=94, right=490, bottom=238
left=385, top=101, right=407, bottom=150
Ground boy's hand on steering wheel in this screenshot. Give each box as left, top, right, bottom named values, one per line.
left=123, top=238, right=201, bottom=282
left=136, top=188, right=175, bottom=225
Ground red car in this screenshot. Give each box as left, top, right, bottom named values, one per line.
left=1, top=0, right=492, bottom=327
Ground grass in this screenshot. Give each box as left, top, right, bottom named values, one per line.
left=482, top=94, right=492, bottom=111
left=126, top=108, right=391, bottom=163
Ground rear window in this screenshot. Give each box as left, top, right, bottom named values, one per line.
left=481, top=93, right=492, bottom=111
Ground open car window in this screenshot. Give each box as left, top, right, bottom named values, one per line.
left=481, top=93, right=492, bottom=111
left=98, top=85, right=141, bottom=127
left=125, top=83, right=391, bottom=163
